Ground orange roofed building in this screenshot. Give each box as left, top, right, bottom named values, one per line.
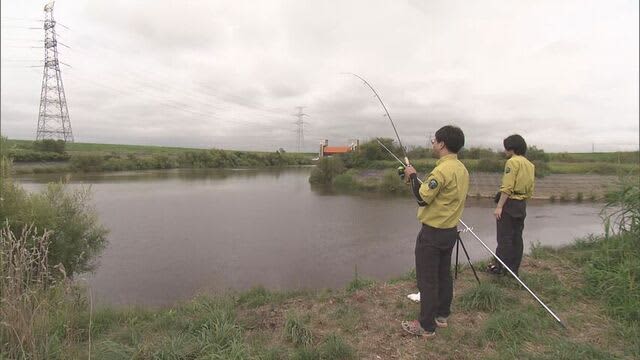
left=319, top=139, right=359, bottom=158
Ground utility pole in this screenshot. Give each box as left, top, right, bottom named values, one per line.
left=293, top=106, right=308, bottom=152
left=36, top=1, right=74, bottom=142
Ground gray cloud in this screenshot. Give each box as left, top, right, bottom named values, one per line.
left=1, top=0, right=638, bottom=152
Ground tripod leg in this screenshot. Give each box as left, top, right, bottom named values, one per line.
left=455, top=236, right=460, bottom=280
left=458, top=236, right=481, bottom=284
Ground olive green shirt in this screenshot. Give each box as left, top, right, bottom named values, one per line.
left=500, top=155, right=535, bottom=200
left=417, top=154, right=470, bottom=228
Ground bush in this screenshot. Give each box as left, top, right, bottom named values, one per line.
left=309, top=157, right=346, bottom=185
left=1, top=180, right=108, bottom=277
left=0, top=224, right=82, bottom=358
left=33, top=139, right=66, bottom=153
left=9, top=149, right=70, bottom=162
left=533, top=160, right=550, bottom=178
left=570, top=180, right=640, bottom=323
left=475, top=158, right=505, bottom=172
left=378, top=169, right=404, bottom=193
left=332, top=172, right=357, bottom=190
left=70, top=154, right=106, bottom=172
left=527, top=146, right=549, bottom=162
left=460, top=147, right=497, bottom=160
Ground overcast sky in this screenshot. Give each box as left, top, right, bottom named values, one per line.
left=1, top=0, right=638, bottom=152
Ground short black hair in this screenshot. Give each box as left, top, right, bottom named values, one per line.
left=435, top=125, right=465, bottom=153
left=503, top=134, right=527, bottom=155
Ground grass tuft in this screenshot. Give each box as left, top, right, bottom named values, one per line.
left=283, top=312, right=313, bottom=347
left=484, top=307, right=552, bottom=343
left=458, top=283, right=510, bottom=312
left=319, top=333, right=356, bottom=359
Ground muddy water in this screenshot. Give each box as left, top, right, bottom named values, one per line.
left=18, top=168, right=604, bottom=306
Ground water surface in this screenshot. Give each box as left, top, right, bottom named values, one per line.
left=18, top=168, right=604, bottom=306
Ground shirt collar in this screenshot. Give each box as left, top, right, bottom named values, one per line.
left=436, top=153, right=458, bottom=166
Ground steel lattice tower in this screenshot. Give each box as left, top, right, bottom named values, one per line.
left=293, top=106, right=307, bottom=152
left=36, top=1, right=73, bottom=142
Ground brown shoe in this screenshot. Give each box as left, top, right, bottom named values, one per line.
left=435, top=317, right=448, bottom=328
left=401, top=320, right=436, bottom=337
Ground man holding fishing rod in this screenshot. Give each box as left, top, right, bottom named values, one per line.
left=400, top=125, right=469, bottom=338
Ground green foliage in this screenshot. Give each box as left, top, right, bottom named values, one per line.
left=549, top=151, right=640, bottom=164
left=341, top=138, right=401, bottom=168
left=527, top=145, right=549, bottom=162
left=9, top=149, right=71, bottom=162
left=406, top=145, right=434, bottom=159
left=580, top=232, right=639, bottom=323
left=603, top=177, right=640, bottom=234
left=329, top=304, right=362, bottom=333
left=291, top=347, right=321, bottom=360
left=475, top=158, right=505, bottom=172
left=346, top=277, right=375, bottom=293
left=71, top=154, right=106, bottom=172
left=318, top=334, right=356, bottom=359
left=484, top=307, right=552, bottom=343
left=332, top=172, right=357, bottom=190
left=237, top=286, right=274, bottom=308
left=529, top=242, right=556, bottom=260
left=533, top=160, right=550, bottom=178
left=566, top=181, right=640, bottom=324
left=309, top=157, right=346, bottom=185
left=458, top=283, right=510, bottom=312
left=1, top=180, right=108, bottom=277
left=531, top=339, right=619, bottom=360
left=33, top=139, right=66, bottom=154
left=283, top=313, right=313, bottom=347
left=377, top=169, right=404, bottom=193
left=460, top=147, right=498, bottom=160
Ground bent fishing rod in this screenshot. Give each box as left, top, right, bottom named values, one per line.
left=348, top=73, right=566, bottom=329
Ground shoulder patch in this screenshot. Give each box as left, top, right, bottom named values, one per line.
left=428, top=179, right=438, bottom=189
left=505, top=167, right=511, bottom=174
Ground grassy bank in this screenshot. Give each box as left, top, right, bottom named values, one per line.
left=2, top=232, right=636, bottom=359
left=4, top=139, right=314, bottom=174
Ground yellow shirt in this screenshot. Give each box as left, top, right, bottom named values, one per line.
left=417, top=154, right=470, bottom=228
left=500, top=155, right=535, bottom=200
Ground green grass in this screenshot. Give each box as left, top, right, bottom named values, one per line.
left=283, top=313, right=313, bottom=347
left=483, top=306, right=553, bottom=343
left=549, top=161, right=639, bottom=175
left=549, top=151, right=639, bottom=164
left=345, top=277, right=375, bottom=293
left=457, top=283, right=512, bottom=312
left=329, top=304, right=363, bottom=333
left=318, top=334, right=356, bottom=359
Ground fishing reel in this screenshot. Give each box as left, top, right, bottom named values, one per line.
left=397, top=165, right=406, bottom=180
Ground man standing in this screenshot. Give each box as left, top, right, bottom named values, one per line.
left=401, top=125, right=469, bottom=337
left=487, top=134, right=535, bottom=276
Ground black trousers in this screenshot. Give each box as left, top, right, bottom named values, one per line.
left=415, top=224, right=456, bottom=332
left=496, top=199, right=527, bottom=275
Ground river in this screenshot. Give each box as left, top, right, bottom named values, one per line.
left=17, top=167, right=604, bottom=306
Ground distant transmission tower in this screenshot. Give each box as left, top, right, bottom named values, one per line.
left=36, top=1, right=74, bottom=142
left=293, top=106, right=308, bottom=152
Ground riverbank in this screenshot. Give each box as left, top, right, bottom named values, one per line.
left=340, top=169, right=627, bottom=201
left=8, top=235, right=636, bottom=359
left=5, top=139, right=314, bottom=174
